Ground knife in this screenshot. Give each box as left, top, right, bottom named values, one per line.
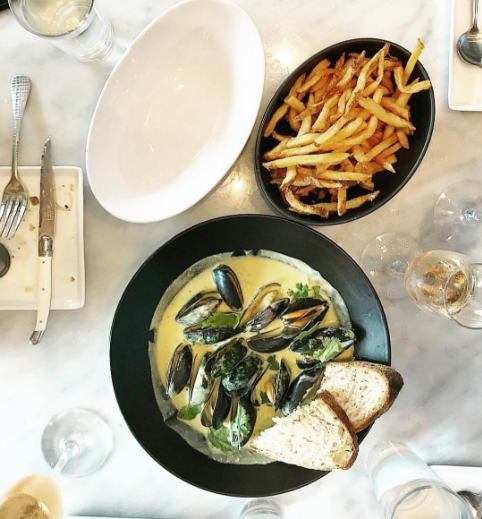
left=30, top=136, right=55, bottom=345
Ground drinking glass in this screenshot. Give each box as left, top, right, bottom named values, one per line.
left=9, top=0, right=115, bottom=62
left=366, top=441, right=473, bottom=519
left=361, top=234, right=482, bottom=328
left=42, top=408, right=112, bottom=477
left=239, top=499, right=283, bottom=519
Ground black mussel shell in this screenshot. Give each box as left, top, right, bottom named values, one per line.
left=201, top=379, right=231, bottom=430
left=296, top=358, right=320, bottom=370
left=189, top=352, right=215, bottom=407
left=240, top=283, right=286, bottom=332
left=166, top=343, right=193, bottom=397
left=247, top=333, right=292, bottom=354
left=212, top=265, right=244, bottom=311
left=273, top=360, right=291, bottom=411
left=281, top=298, right=329, bottom=329
left=230, top=395, right=257, bottom=449
left=242, top=297, right=289, bottom=333
left=175, top=291, right=221, bottom=326
left=222, top=355, right=264, bottom=398
left=183, top=325, right=237, bottom=345
left=280, top=366, right=324, bottom=417
left=210, top=339, right=248, bottom=378
left=290, top=326, right=356, bottom=354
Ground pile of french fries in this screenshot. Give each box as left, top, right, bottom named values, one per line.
left=262, top=40, right=431, bottom=218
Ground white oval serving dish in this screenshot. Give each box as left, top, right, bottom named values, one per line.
left=86, top=0, right=265, bottom=223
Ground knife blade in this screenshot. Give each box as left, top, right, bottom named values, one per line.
left=30, top=136, right=55, bottom=345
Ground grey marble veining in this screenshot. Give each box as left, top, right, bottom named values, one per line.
left=1, top=0, right=481, bottom=517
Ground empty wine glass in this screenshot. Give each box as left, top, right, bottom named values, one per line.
left=361, top=234, right=482, bottom=328
left=41, top=408, right=112, bottom=477
left=239, top=499, right=283, bottom=519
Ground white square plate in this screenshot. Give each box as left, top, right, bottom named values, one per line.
left=0, top=166, right=85, bottom=310
left=449, top=0, right=482, bottom=110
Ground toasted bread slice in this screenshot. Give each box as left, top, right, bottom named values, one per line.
left=319, top=361, right=404, bottom=432
left=250, top=390, right=358, bottom=471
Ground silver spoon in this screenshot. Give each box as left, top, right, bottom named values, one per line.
left=0, top=243, right=10, bottom=278
left=457, top=0, right=482, bottom=67
left=459, top=490, right=482, bottom=518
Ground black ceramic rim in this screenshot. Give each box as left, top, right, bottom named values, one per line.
left=254, top=38, right=436, bottom=226
left=110, top=214, right=391, bottom=496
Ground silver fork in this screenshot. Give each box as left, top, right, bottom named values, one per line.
left=0, top=75, right=31, bottom=238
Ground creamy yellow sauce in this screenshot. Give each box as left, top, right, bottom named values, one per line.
left=155, top=255, right=353, bottom=448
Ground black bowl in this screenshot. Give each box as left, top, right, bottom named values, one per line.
left=255, top=38, right=436, bottom=226
left=110, top=215, right=391, bottom=497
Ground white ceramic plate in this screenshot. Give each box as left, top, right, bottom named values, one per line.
left=449, top=0, right=482, bottom=111
left=86, top=0, right=265, bottom=223
left=0, top=167, right=85, bottom=310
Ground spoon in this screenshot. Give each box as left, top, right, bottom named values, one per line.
left=0, top=242, right=10, bottom=278
left=459, top=490, right=482, bottom=518
left=457, top=0, right=482, bottom=67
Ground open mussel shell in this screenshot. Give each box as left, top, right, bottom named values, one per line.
left=183, top=325, right=237, bottom=345
left=290, top=326, right=356, bottom=354
left=280, top=366, right=324, bottom=417
left=247, top=330, right=292, bottom=354
left=210, top=339, right=248, bottom=378
left=189, top=351, right=215, bottom=407
left=222, top=355, right=263, bottom=398
left=240, top=283, right=289, bottom=333
left=230, top=396, right=257, bottom=449
left=201, top=378, right=231, bottom=430
left=253, top=359, right=291, bottom=410
left=273, top=360, right=291, bottom=411
left=166, top=343, right=193, bottom=397
left=296, top=358, right=320, bottom=370
left=175, top=291, right=221, bottom=326
left=281, top=298, right=329, bottom=330
left=212, top=265, right=244, bottom=311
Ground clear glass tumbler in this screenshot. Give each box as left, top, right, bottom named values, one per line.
left=9, top=0, right=115, bottom=62
left=366, top=441, right=473, bottom=519
left=239, top=499, right=283, bottom=519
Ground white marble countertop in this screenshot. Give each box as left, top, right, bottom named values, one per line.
left=1, top=0, right=482, bottom=517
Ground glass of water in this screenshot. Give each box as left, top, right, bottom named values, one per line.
left=9, top=0, right=115, bottom=62
left=239, top=499, right=283, bottom=519
left=366, top=441, right=473, bottom=519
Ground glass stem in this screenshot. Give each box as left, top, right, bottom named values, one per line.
left=464, top=207, right=482, bottom=223
left=390, top=258, right=408, bottom=276
left=50, top=441, right=77, bottom=477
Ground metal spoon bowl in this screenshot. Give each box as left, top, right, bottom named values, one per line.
left=459, top=490, right=482, bottom=519
left=457, top=0, right=482, bottom=67
left=0, top=242, right=10, bottom=278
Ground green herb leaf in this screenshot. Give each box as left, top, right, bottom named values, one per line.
left=309, top=337, right=344, bottom=365
left=177, top=404, right=202, bottom=421
left=230, top=404, right=251, bottom=449
left=312, top=285, right=322, bottom=299
left=267, top=355, right=280, bottom=371
left=260, top=391, right=270, bottom=405
left=199, top=312, right=240, bottom=329
left=288, top=283, right=324, bottom=302
left=207, top=427, right=233, bottom=453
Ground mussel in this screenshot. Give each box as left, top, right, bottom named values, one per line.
left=212, top=265, right=244, bottom=311
left=222, top=355, right=264, bottom=398
left=296, top=357, right=320, bottom=370
left=201, top=378, right=231, bottom=430
left=290, top=326, right=356, bottom=354
left=166, top=343, right=193, bottom=397
left=247, top=328, right=292, bottom=354
left=229, top=395, right=257, bottom=449
left=252, top=359, right=291, bottom=411
left=175, top=291, right=222, bottom=326
left=210, top=339, right=248, bottom=378
left=240, top=283, right=289, bottom=333
left=281, top=298, right=329, bottom=330
left=280, top=366, right=324, bottom=417
left=183, top=325, right=237, bottom=345
left=189, top=351, right=215, bottom=407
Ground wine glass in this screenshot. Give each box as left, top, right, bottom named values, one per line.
left=239, top=499, right=283, bottom=519
left=42, top=408, right=112, bottom=477
left=361, top=234, right=482, bottom=328
left=434, top=179, right=482, bottom=253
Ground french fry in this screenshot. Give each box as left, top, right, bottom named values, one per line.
left=381, top=98, right=410, bottom=119
left=403, top=39, right=424, bottom=83
left=272, top=131, right=290, bottom=141
left=319, top=117, right=365, bottom=149
left=337, top=187, right=347, bottom=215
left=264, top=104, right=288, bottom=137
left=286, top=133, right=321, bottom=149
left=382, top=125, right=395, bottom=141
left=393, top=65, right=431, bottom=94
left=353, top=144, right=368, bottom=162
left=288, top=107, right=302, bottom=132
left=279, top=143, right=319, bottom=157
left=358, top=96, right=415, bottom=130
left=319, top=171, right=371, bottom=182
left=314, top=116, right=349, bottom=146
left=263, top=138, right=289, bottom=161
left=315, top=191, right=381, bottom=213
left=379, top=143, right=402, bottom=158
left=365, top=134, right=398, bottom=162
left=281, top=166, right=297, bottom=187
left=285, top=96, right=306, bottom=112
left=396, top=129, right=410, bottom=149
left=312, top=94, right=341, bottom=132
left=262, top=153, right=350, bottom=170
left=283, top=187, right=329, bottom=217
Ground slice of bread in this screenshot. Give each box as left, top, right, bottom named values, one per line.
left=319, top=361, right=404, bottom=432
left=250, top=390, right=358, bottom=471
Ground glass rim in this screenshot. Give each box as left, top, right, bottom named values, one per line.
left=8, top=0, right=95, bottom=40
left=443, top=262, right=482, bottom=330
left=390, top=483, right=471, bottom=519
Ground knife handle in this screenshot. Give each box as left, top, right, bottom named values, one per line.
left=30, top=255, right=52, bottom=345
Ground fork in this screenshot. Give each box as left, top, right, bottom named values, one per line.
left=0, top=75, right=31, bottom=238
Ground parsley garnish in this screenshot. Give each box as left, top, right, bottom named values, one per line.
left=177, top=404, right=202, bottom=421
left=287, top=283, right=323, bottom=301
left=260, top=391, right=270, bottom=405
left=306, top=337, right=345, bottom=368
left=230, top=404, right=251, bottom=450
left=199, top=312, right=240, bottom=329
left=207, top=427, right=233, bottom=453
left=267, top=355, right=280, bottom=371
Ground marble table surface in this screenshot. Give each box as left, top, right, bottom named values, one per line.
left=1, top=0, right=482, bottom=517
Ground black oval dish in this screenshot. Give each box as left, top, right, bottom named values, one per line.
left=255, top=38, right=436, bottom=226
left=110, top=215, right=391, bottom=497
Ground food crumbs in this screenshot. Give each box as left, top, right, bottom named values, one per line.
left=70, top=277, right=75, bottom=282
left=30, top=196, right=40, bottom=206
left=24, top=287, right=33, bottom=292
left=29, top=224, right=36, bottom=231
left=70, top=184, right=75, bottom=192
